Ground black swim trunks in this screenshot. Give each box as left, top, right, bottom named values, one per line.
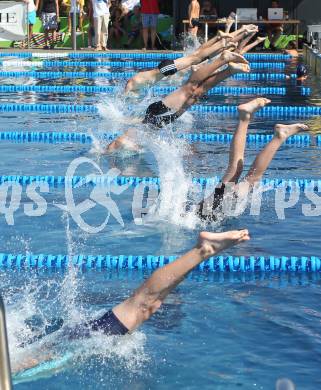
left=143, top=100, right=180, bottom=128
left=66, top=310, right=129, bottom=340
left=20, top=310, right=129, bottom=347
left=197, top=183, right=226, bottom=222
left=158, top=59, right=178, bottom=76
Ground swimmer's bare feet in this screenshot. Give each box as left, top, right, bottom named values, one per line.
left=198, top=229, right=250, bottom=257
left=221, top=50, right=249, bottom=64
left=238, top=98, right=271, bottom=120
left=228, top=62, right=251, bottom=75
left=218, top=30, right=233, bottom=40
left=242, top=24, right=259, bottom=34
left=274, top=123, right=310, bottom=141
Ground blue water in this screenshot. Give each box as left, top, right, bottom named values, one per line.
left=0, top=53, right=321, bottom=389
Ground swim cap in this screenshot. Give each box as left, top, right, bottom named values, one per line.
left=296, top=64, right=307, bottom=78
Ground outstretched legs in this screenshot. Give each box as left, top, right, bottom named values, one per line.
left=222, top=98, right=271, bottom=184
left=162, top=51, right=249, bottom=113
left=197, top=98, right=309, bottom=222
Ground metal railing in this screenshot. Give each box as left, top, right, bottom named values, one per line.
left=0, top=296, right=12, bottom=390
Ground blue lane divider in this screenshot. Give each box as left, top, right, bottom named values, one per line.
left=0, top=175, right=320, bottom=191
left=0, top=253, right=319, bottom=272
left=0, top=103, right=97, bottom=113
left=0, top=60, right=287, bottom=70
left=0, top=103, right=319, bottom=116
left=189, top=105, right=321, bottom=116
left=0, top=70, right=296, bottom=80
left=0, top=52, right=292, bottom=60
left=0, top=131, right=318, bottom=146
left=0, top=84, right=297, bottom=96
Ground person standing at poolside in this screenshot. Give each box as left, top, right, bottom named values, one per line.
left=37, top=0, right=60, bottom=49
left=188, top=0, right=200, bottom=37
left=266, top=0, right=284, bottom=51
left=23, top=0, right=37, bottom=39
left=91, top=0, right=111, bottom=51
left=140, top=0, right=160, bottom=50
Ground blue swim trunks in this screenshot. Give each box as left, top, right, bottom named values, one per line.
left=28, top=11, right=36, bottom=25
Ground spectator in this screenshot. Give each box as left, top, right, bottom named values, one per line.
left=109, top=6, right=126, bottom=47
left=200, top=0, right=217, bottom=37
left=140, top=0, right=159, bottom=50
left=23, top=0, right=37, bottom=39
left=200, top=0, right=217, bottom=17
left=125, top=5, right=141, bottom=48
left=87, top=0, right=95, bottom=48
left=37, top=0, right=60, bottom=49
left=92, top=0, right=110, bottom=51
left=62, top=0, right=84, bottom=34
left=266, top=0, right=283, bottom=51
left=188, top=0, right=200, bottom=37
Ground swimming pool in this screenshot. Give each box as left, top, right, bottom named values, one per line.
left=0, top=51, right=321, bottom=389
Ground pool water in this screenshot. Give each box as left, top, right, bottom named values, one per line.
left=0, top=53, right=321, bottom=389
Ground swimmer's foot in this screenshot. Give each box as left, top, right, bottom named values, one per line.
left=106, top=133, right=141, bottom=154
left=242, top=24, right=259, bottom=34
left=238, top=98, right=271, bottom=120
left=228, top=62, right=251, bottom=75
left=221, top=50, right=249, bottom=64
left=198, top=229, right=250, bottom=257
left=218, top=30, right=233, bottom=40
left=274, top=123, right=310, bottom=141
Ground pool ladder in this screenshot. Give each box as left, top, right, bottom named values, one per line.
left=0, top=296, right=12, bottom=390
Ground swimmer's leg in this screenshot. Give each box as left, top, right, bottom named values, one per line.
left=112, top=229, right=250, bottom=332
left=106, top=128, right=141, bottom=153
left=162, top=53, right=250, bottom=113
left=196, top=97, right=270, bottom=221
left=222, top=98, right=271, bottom=184
left=243, top=123, right=309, bottom=184
left=125, top=68, right=163, bottom=93
left=237, top=31, right=257, bottom=53
left=126, top=32, right=239, bottom=93
left=239, top=36, right=267, bottom=55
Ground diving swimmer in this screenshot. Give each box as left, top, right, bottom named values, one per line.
left=13, top=229, right=250, bottom=373
left=107, top=50, right=251, bottom=153
left=196, top=98, right=310, bottom=221
left=125, top=24, right=261, bottom=94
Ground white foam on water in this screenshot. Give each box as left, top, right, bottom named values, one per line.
left=31, top=52, right=69, bottom=58
left=136, top=129, right=200, bottom=229
left=4, top=216, right=148, bottom=384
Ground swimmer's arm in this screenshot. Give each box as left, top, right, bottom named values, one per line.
left=12, top=351, right=53, bottom=374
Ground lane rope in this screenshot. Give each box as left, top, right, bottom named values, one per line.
left=0, top=130, right=317, bottom=146
left=0, top=52, right=292, bottom=60
left=0, top=103, right=319, bottom=116
left=0, top=60, right=287, bottom=70
left=0, top=174, right=319, bottom=191
left=0, top=253, right=319, bottom=272
left=0, top=70, right=296, bottom=80
left=0, top=84, right=308, bottom=96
